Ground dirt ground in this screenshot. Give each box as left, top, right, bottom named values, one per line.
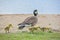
left=0, top=14, right=60, bottom=33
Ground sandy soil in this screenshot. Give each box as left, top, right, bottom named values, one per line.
left=0, top=14, right=60, bottom=33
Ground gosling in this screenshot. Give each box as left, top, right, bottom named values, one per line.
left=4, top=24, right=13, bottom=33
left=29, top=27, right=40, bottom=32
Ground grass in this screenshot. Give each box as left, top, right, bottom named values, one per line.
left=0, top=32, right=60, bottom=40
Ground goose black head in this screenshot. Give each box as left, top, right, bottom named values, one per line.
left=33, top=9, right=38, bottom=16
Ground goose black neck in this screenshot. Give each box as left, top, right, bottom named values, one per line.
left=33, top=10, right=38, bottom=16
left=34, top=13, right=37, bottom=16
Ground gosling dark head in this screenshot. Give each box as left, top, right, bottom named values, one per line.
left=33, top=9, right=38, bottom=16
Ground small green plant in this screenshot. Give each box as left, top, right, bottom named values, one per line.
left=48, top=30, right=53, bottom=33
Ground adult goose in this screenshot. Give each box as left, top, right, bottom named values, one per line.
left=18, top=9, right=38, bottom=29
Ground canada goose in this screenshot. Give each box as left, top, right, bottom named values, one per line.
left=18, top=9, right=38, bottom=29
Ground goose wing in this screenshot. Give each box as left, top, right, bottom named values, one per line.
left=22, top=16, right=38, bottom=26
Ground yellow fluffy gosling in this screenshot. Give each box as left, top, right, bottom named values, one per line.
left=4, top=24, right=13, bottom=33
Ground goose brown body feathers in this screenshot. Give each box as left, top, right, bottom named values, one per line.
left=18, top=9, right=38, bottom=29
